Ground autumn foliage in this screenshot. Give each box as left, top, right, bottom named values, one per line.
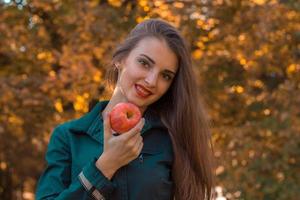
left=0, top=0, right=299, bottom=199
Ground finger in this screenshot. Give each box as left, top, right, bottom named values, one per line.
left=137, top=140, right=143, bottom=154
left=133, top=135, right=143, bottom=146
left=128, top=135, right=143, bottom=149
left=121, top=118, right=145, bottom=140
left=103, top=112, right=112, bottom=141
left=131, top=139, right=143, bottom=157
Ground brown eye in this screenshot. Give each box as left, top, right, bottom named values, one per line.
left=162, top=73, right=172, bottom=81
left=138, top=58, right=150, bottom=68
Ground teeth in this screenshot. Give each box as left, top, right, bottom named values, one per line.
left=137, top=85, right=150, bottom=95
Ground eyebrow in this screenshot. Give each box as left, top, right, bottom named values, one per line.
left=140, top=54, right=176, bottom=75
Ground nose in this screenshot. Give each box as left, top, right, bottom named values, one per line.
left=145, top=71, right=158, bottom=88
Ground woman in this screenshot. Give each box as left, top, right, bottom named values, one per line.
left=36, top=19, right=215, bottom=200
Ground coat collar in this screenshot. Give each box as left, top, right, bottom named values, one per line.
left=68, top=101, right=167, bottom=143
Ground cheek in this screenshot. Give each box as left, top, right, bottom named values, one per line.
left=120, top=68, right=135, bottom=85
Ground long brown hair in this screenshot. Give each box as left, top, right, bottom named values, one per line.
left=106, top=19, right=215, bottom=200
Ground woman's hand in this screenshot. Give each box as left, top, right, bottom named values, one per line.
left=95, top=113, right=145, bottom=179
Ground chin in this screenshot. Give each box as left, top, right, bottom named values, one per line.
left=126, top=90, right=158, bottom=108
left=127, top=97, right=149, bottom=109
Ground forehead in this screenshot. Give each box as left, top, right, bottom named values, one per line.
left=128, top=37, right=178, bottom=72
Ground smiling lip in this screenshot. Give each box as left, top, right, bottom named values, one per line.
left=135, top=84, right=153, bottom=98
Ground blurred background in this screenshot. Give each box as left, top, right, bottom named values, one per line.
left=0, top=0, right=299, bottom=199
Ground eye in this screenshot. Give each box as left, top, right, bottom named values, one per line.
left=138, top=58, right=150, bottom=68
left=162, top=73, right=172, bottom=81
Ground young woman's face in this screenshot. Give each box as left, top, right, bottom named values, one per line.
left=117, top=37, right=178, bottom=111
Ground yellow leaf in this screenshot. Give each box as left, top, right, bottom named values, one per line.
left=74, top=95, right=89, bottom=113
left=108, top=0, right=122, bottom=7
left=263, top=109, right=271, bottom=115
left=192, top=49, right=203, bottom=60
left=76, top=95, right=85, bottom=103
left=254, top=80, right=264, bottom=88
left=154, top=0, right=163, bottom=7
left=252, top=0, right=267, bottom=5
left=232, top=159, right=238, bottom=167
left=196, top=41, right=205, bottom=49
left=89, top=0, right=99, bottom=7
left=160, top=4, right=168, bottom=10
left=8, top=115, right=24, bottom=125
left=0, top=162, right=7, bottom=170
left=238, top=34, right=246, bottom=41
left=138, top=0, right=148, bottom=7
left=93, top=71, right=102, bottom=83
left=54, top=99, right=63, bottom=113
left=49, top=70, right=56, bottom=77
left=248, top=150, right=255, bottom=158
left=136, top=16, right=150, bottom=23
left=230, top=85, right=244, bottom=94
left=80, top=32, right=92, bottom=41
left=208, top=29, right=220, bottom=39
left=286, top=64, right=297, bottom=75
left=160, top=10, right=170, bottom=18
left=240, top=58, right=247, bottom=65
left=37, top=52, right=47, bottom=60
left=201, top=36, right=209, bottom=42
left=31, top=15, right=41, bottom=24
left=254, top=50, right=264, bottom=57
left=286, top=11, right=297, bottom=20
left=276, top=172, right=285, bottom=182
left=143, top=6, right=150, bottom=12
left=136, top=16, right=144, bottom=23
left=216, top=165, right=225, bottom=175
left=37, top=51, right=54, bottom=63
left=83, top=92, right=90, bottom=99
left=236, top=86, right=244, bottom=93
left=93, top=47, right=105, bottom=59
left=74, top=101, right=83, bottom=112
left=196, top=19, right=204, bottom=27
left=173, top=2, right=184, bottom=8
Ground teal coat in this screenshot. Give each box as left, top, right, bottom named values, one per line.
left=36, top=101, right=174, bottom=200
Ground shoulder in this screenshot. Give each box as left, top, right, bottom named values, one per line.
left=47, top=122, right=72, bottom=150
left=48, top=101, right=108, bottom=143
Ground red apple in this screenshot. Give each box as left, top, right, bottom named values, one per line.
left=109, top=102, right=142, bottom=134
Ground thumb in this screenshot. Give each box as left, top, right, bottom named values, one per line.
left=103, top=112, right=112, bottom=142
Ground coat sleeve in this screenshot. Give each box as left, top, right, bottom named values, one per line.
left=35, top=125, right=116, bottom=200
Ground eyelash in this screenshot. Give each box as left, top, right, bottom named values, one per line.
left=138, top=58, right=150, bottom=68
left=138, top=58, right=172, bottom=81
left=162, top=74, right=172, bottom=81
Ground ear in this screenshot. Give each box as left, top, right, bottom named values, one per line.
left=114, top=61, right=123, bottom=69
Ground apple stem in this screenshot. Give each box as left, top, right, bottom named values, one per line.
left=126, top=111, right=133, bottom=118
